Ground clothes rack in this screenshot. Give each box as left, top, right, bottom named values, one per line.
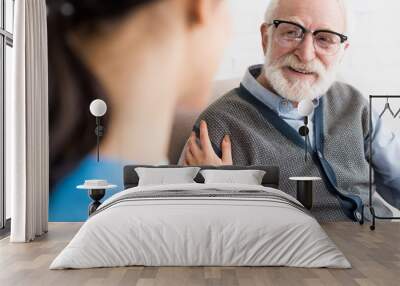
left=369, top=95, right=400, bottom=230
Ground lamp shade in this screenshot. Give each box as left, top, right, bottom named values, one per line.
left=298, top=99, right=314, bottom=117
left=90, top=99, right=107, bottom=117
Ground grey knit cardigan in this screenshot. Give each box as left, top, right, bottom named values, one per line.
left=192, top=82, right=392, bottom=223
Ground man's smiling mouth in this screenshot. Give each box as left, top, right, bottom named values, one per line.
left=288, top=66, right=315, bottom=75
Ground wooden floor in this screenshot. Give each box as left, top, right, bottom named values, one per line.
left=0, top=222, right=399, bottom=286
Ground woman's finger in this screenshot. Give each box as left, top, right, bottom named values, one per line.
left=199, top=120, right=214, bottom=154
left=178, top=140, right=191, bottom=166
left=185, top=146, right=196, bottom=165
left=221, top=135, right=233, bottom=165
left=188, top=132, right=202, bottom=158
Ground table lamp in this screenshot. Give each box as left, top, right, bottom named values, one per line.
left=89, top=99, right=107, bottom=162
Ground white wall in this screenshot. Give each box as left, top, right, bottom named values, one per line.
left=215, top=0, right=400, bottom=132
left=215, top=0, right=267, bottom=81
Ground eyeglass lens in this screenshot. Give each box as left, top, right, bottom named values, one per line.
left=274, top=22, right=342, bottom=55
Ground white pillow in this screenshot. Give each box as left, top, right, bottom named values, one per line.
left=135, top=167, right=201, bottom=186
left=200, top=169, right=266, bottom=185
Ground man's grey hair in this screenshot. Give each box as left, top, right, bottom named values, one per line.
left=264, top=0, right=353, bottom=36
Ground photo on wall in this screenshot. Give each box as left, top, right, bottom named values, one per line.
left=4, top=0, right=400, bottom=283
left=47, top=0, right=400, bottom=235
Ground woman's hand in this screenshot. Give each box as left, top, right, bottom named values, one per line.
left=183, top=120, right=233, bottom=166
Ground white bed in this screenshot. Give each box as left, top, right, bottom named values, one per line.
left=50, top=183, right=350, bottom=269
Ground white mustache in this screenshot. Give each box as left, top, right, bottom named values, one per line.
left=274, top=54, right=326, bottom=76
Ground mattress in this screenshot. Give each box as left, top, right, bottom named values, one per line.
left=50, top=183, right=351, bottom=269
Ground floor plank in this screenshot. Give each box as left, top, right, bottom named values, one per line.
left=0, top=222, right=399, bottom=286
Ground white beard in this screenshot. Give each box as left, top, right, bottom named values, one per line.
left=263, top=47, right=341, bottom=102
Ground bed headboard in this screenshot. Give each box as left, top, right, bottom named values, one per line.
left=123, top=165, right=280, bottom=189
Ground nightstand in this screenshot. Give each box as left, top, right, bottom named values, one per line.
left=289, top=177, right=322, bottom=210
left=77, top=180, right=117, bottom=215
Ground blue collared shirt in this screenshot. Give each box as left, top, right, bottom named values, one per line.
left=242, top=65, right=400, bottom=205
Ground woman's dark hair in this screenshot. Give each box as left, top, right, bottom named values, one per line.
left=47, top=0, right=157, bottom=189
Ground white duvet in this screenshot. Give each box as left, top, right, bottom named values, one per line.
left=50, top=183, right=351, bottom=269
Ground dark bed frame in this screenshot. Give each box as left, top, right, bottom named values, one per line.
left=124, top=165, right=280, bottom=190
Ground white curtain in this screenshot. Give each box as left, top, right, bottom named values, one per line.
left=8, top=0, right=49, bottom=242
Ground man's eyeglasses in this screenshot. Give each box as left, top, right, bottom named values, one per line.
left=270, top=19, right=348, bottom=56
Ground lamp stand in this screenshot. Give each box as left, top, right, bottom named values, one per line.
left=94, top=117, right=104, bottom=162
left=299, top=116, right=310, bottom=162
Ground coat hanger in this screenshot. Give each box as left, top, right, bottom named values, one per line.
left=394, top=106, right=400, bottom=118
left=379, top=97, right=395, bottom=118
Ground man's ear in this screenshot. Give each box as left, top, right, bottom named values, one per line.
left=337, top=42, right=349, bottom=63
left=260, top=23, right=269, bottom=54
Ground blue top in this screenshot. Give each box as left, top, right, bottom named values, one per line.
left=242, top=65, right=400, bottom=206
left=49, top=155, right=126, bottom=222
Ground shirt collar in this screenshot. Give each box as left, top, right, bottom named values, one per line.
left=241, top=64, right=319, bottom=119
